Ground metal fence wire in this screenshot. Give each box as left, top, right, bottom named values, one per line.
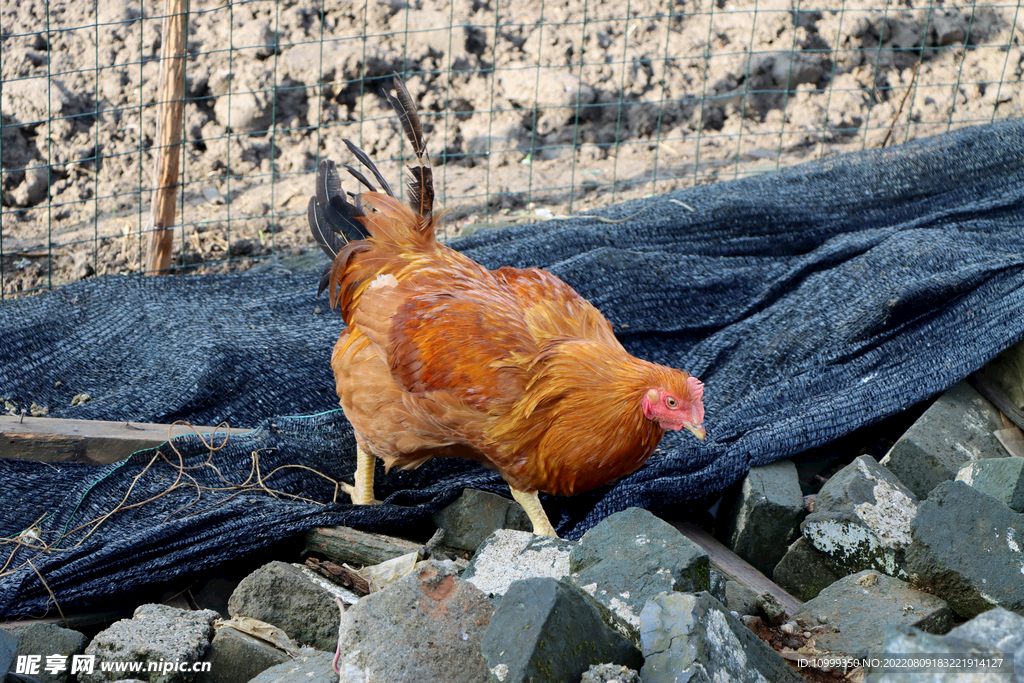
left=1, top=0, right=1021, bottom=297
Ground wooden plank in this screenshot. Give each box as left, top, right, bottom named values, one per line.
left=145, top=0, right=189, bottom=274
left=305, top=526, right=423, bottom=567
left=673, top=522, right=802, bottom=615
left=995, top=427, right=1024, bottom=458
left=0, top=415, right=250, bottom=465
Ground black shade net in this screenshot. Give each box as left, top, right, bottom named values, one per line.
left=2, top=121, right=1023, bottom=618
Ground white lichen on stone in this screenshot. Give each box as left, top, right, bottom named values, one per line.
left=1004, top=528, right=1024, bottom=575
left=608, top=596, right=640, bottom=628
left=954, top=442, right=979, bottom=461
left=978, top=592, right=1003, bottom=606
left=490, top=663, right=509, bottom=681
left=1007, top=528, right=1021, bottom=553
left=464, top=530, right=571, bottom=597
left=338, top=651, right=370, bottom=683
left=580, top=582, right=598, bottom=595
left=635, top=534, right=650, bottom=546
left=706, top=608, right=770, bottom=683
left=805, top=519, right=876, bottom=557
left=852, top=458, right=917, bottom=548
left=804, top=519, right=907, bottom=579
left=955, top=462, right=977, bottom=487
left=958, top=400, right=998, bottom=457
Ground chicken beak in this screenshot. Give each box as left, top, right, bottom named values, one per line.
left=686, top=423, right=706, bottom=441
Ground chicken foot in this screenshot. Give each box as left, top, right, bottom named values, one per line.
left=340, top=446, right=380, bottom=505
left=510, top=488, right=558, bottom=538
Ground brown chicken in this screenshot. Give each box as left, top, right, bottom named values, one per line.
left=308, top=77, right=705, bottom=537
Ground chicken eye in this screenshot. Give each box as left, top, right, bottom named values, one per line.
left=665, top=397, right=678, bottom=409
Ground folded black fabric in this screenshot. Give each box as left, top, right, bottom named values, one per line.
left=2, top=121, right=1023, bottom=618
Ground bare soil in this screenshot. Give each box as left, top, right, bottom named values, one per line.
left=1, top=0, right=1021, bottom=295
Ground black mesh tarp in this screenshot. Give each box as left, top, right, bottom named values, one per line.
left=2, top=122, right=1024, bottom=618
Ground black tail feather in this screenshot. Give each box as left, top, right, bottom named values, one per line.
left=407, top=166, right=434, bottom=221
left=309, top=75, right=436, bottom=298
left=386, top=76, right=434, bottom=221
left=344, top=165, right=378, bottom=194
left=308, top=159, right=370, bottom=265
left=343, top=139, right=394, bottom=198
left=317, top=265, right=333, bottom=299
left=389, top=77, right=426, bottom=156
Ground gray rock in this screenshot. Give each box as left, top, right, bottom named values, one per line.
left=881, top=381, right=1004, bottom=498
left=956, top=457, right=1024, bottom=512
left=639, top=591, right=802, bottom=683
left=480, top=578, right=641, bottom=683
left=948, top=608, right=1024, bottom=683
left=802, top=455, right=918, bottom=578
left=81, top=604, right=219, bottom=683
left=724, top=581, right=758, bottom=616
left=727, top=459, right=804, bottom=576
left=336, top=560, right=493, bottom=682
left=247, top=650, right=336, bottom=683
left=1, top=627, right=17, bottom=680
left=792, top=570, right=952, bottom=657
left=708, top=568, right=727, bottom=606
left=195, top=627, right=289, bottom=683
left=772, top=536, right=843, bottom=600
left=756, top=591, right=786, bottom=626
left=228, top=561, right=352, bottom=652
left=865, top=626, right=1016, bottom=683
left=580, top=663, right=641, bottom=683
left=431, top=488, right=531, bottom=552
left=462, top=529, right=574, bottom=603
left=569, top=508, right=709, bottom=644
left=12, top=623, right=88, bottom=683
left=905, top=480, right=1024, bottom=618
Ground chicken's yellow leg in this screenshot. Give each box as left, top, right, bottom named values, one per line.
left=340, top=446, right=380, bottom=505
left=510, top=487, right=557, bottom=538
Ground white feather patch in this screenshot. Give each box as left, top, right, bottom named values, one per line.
left=369, top=273, right=399, bottom=290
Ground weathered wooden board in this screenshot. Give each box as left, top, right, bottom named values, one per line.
left=674, top=522, right=803, bottom=615
left=0, top=415, right=251, bottom=465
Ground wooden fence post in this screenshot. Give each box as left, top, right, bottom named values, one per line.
left=145, top=0, right=189, bottom=274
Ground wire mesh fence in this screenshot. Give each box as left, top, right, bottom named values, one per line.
left=1, top=0, right=1021, bottom=297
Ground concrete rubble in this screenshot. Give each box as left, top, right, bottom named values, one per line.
left=881, top=381, right=1006, bottom=498
left=801, top=455, right=918, bottom=578
left=726, top=459, right=804, bottom=576
left=792, top=570, right=952, bottom=657
left=567, top=507, right=710, bottom=646
left=80, top=604, right=219, bottom=683
left=905, top=480, right=1024, bottom=618
left=639, top=592, right=802, bottom=683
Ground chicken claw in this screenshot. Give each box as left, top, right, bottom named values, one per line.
left=511, top=488, right=557, bottom=538
left=340, top=446, right=381, bottom=505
